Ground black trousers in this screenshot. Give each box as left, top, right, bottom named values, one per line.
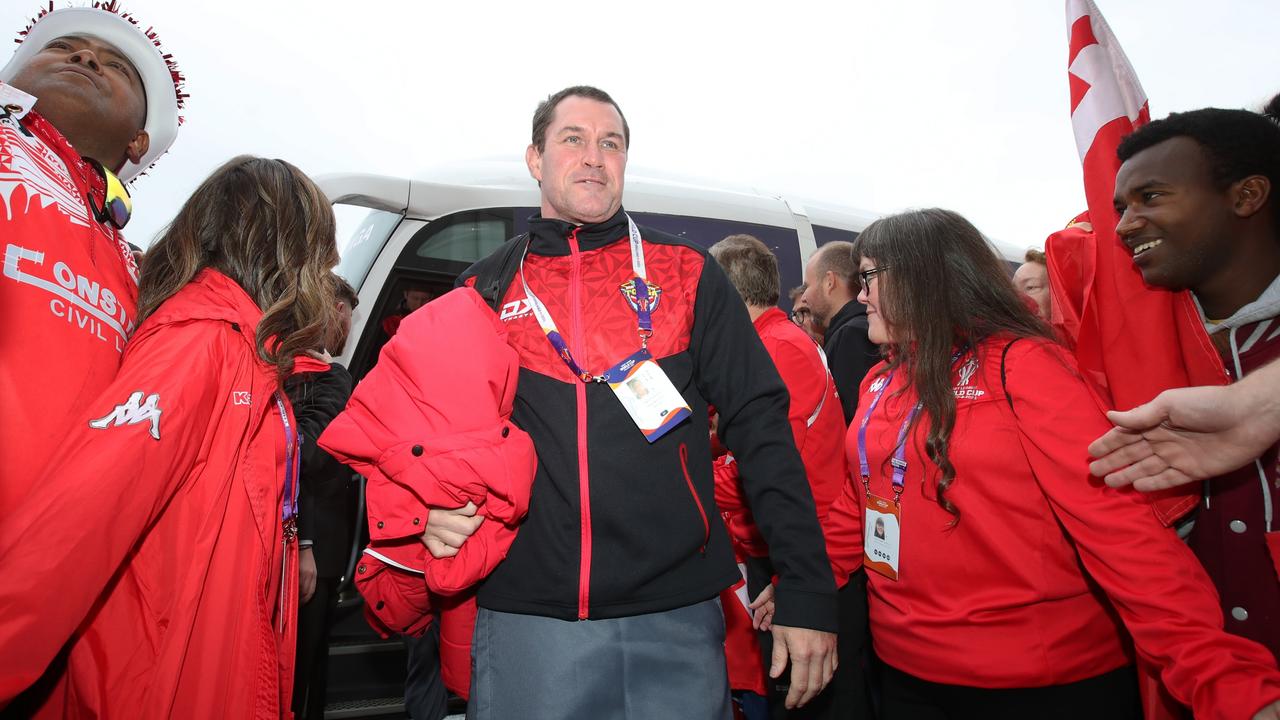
left=879, top=661, right=1141, bottom=720
left=293, top=577, right=340, bottom=720
left=747, top=559, right=873, bottom=720
left=404, top=621, right=448, bottom=720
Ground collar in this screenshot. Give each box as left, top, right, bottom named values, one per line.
left=753, top=306, right=790, bottom=332
left=527, top=207, right=629, bottom=256
left=824, top=300, right=867, bottom=341
left=1196, top=271, right=1280, bottom=334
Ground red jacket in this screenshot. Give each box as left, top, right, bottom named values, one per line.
left=0, top=104, right=141, bottom=514
left=714, top=307, right=847, bottom=556
left=825, top=337, right=1280, bottom=720
left=711, top=307, right=847, bottom=695
left=320, top=287, right=536, bottom=697
left=0, top=269, right=298, bottom=719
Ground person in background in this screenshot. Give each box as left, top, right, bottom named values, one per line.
left=291, top=277, right=360, bottom=720
left=789, top=285, right=826, bottom=344
left=710, top=234, right=869, bottom=720
left=0, top=156, right=340, bottom=718
left=1013, top=248, right=1052, bottom=322
left=800, top=242, right=879, bottom=423
left=817, top=207, right=1280, bottom=720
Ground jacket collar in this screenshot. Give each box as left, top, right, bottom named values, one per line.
left=527, top=206, right=629, bottom=256
left=134, top=269, right=266, bottom=352
left=753, top=306, right=789, bottom=332
left=824, top=300, right=866, bottom=343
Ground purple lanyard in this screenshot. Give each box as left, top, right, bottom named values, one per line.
left=856, top=351, right=964, bottom=503
left=520, top=214, right=654, bottom=383
left=274, top=394, right=299, bottom=522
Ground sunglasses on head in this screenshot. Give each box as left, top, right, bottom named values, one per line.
left=83, top=156, right=132, bottom=230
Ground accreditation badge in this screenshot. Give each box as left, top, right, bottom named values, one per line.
left=863, top=493, right=902, bottom=581
left=602, top=349, right=691, bottom=443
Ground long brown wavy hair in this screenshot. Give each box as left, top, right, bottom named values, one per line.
left=137, top=155, right=340, bottom=379
left=853, top=209, right=1053, bottom=522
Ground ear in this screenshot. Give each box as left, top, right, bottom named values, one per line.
left=1232, top=175, right=1271, bottom=219
left=525, top=144, right=543, bottom=184
left=124, top=129, right=150, bottom=165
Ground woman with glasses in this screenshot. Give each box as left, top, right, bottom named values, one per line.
left=820, top=208, right=1280, bottom=719
left=0, top=156, right=341, bottom=719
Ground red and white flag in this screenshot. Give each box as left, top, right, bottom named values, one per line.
left=1047, top=0, right=1226, bottom=526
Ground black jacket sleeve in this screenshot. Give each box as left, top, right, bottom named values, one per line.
left=826, top=316, right=879, bottom=425
left=286, top=364, right=354, bottom=543
left=689, top=258, right=838, bottom=632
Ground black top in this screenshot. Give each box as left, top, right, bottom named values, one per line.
left=823, top=300, right=880, bottom=425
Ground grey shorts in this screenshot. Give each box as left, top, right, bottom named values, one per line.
left=467, top=597, right=731, bottom=720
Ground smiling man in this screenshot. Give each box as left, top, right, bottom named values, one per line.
left=369, top=86, right=838, bottom=719
left=1113, top=107, right=1280, bottom=661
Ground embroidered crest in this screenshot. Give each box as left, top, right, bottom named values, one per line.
left=953, top=357, right=985, bottom=400
left=620, top=278, right=662, bottom=314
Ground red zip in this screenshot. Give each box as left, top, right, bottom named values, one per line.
left=679, top=443, right=710, bottom=553
left=569, top=228, right=593, bottom=619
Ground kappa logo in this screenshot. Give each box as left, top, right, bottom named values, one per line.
left=88, top=391, right=162, bottom=440
left=954, top=358, right=985, bottom=400
left=232, top=391, right=252, bottom=406
left=499, top=298, right=533, bottom=322
left=868, top=376, right=888, bottom=393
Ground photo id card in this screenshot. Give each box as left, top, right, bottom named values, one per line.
left=602, top=349, right=691, bottom=443
left=863, top=493, right=901, bottom=581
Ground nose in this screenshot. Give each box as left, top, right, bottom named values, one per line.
left=68, top=47, right=102, bottom=73
left=1115, top=206, right=1141, bottom=240
left=857, top=284, right=869, bottom=304
left=582, top=142, right=604, bottom=168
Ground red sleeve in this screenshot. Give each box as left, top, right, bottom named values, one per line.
left=760, top=334, right=826, bottom=454
left=355, top=541, right=435, bottom=638
left=0, top=323, right=227, bottom=701
left=712, top=454, right=767, bottom=558
left=1005, top=341, right=1280, bottom=720
left=823, top=477, right=863, bottom=587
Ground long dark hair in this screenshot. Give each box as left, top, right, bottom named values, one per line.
left=853, top=208, right=1052, bottom=521
left=137, top=155, right=340, bottom=379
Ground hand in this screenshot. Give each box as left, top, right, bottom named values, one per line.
left=748, top=584, right=775, bottom=631
left=305, top=349, right=334, bottom=364
left=299, top=547, right=317, bottom=605
left=1088, top=383, right=1275, bottom=491
left=420, top=502, right=483, bottom=559
left=1253, top=700, right=1280, bottom=720
left=769, top=624, right=837, bottom=709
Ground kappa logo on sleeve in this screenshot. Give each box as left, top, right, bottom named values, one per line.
left=88, top=391, right=162, bottom=440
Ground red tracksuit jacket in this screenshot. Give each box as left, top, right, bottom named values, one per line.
left=0, top=270, right=298, bottom=719
left=824, top=336, right=1280, bottom=720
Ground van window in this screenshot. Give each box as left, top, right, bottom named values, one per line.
left=335, top=205, right=402, bottom=288
left=398, top=209, right=523, bottom=274
left=813, top=224, right=858, bottom=247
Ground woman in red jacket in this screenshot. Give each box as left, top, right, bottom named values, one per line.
left=821, top=208, right=1280, bottom=720
left=0, top=155, right=340, bottom=719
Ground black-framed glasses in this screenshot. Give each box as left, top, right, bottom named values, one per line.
left=789, top=308, right=811, bottom=326
left=83, top=156, right=132, bottom=230
left=858, top=266, right=888, bottom=292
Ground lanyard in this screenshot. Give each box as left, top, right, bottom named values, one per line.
left=857, top=351, right=965, bottom=504
left=520, top=214, right=654, bottom=383
left=274, top=394, right=300, bottom=524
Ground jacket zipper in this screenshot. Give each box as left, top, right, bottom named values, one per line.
left=569, top=228, right=593, bottom=619
left=679, top=443, right=710, bottom=553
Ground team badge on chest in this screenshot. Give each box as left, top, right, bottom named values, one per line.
left=620, top=278, right=662, bottom=315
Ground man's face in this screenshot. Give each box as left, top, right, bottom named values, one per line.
left=404, top=289, right=433, bottom=312
left=8, top=35, right=148, bottom=169
left=799, top=254, right=836, bottom=327
left=526, top=95, right=627, bottom=225
left=1113, top=137, right=1239, bottom=291
left=1012, top=261, right=1051, bottom=321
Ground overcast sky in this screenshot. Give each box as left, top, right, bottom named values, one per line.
left=4, top=0, right=1276, bottom=251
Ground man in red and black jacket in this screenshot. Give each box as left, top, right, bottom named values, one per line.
left=436, top=86, right=837, bottom=719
